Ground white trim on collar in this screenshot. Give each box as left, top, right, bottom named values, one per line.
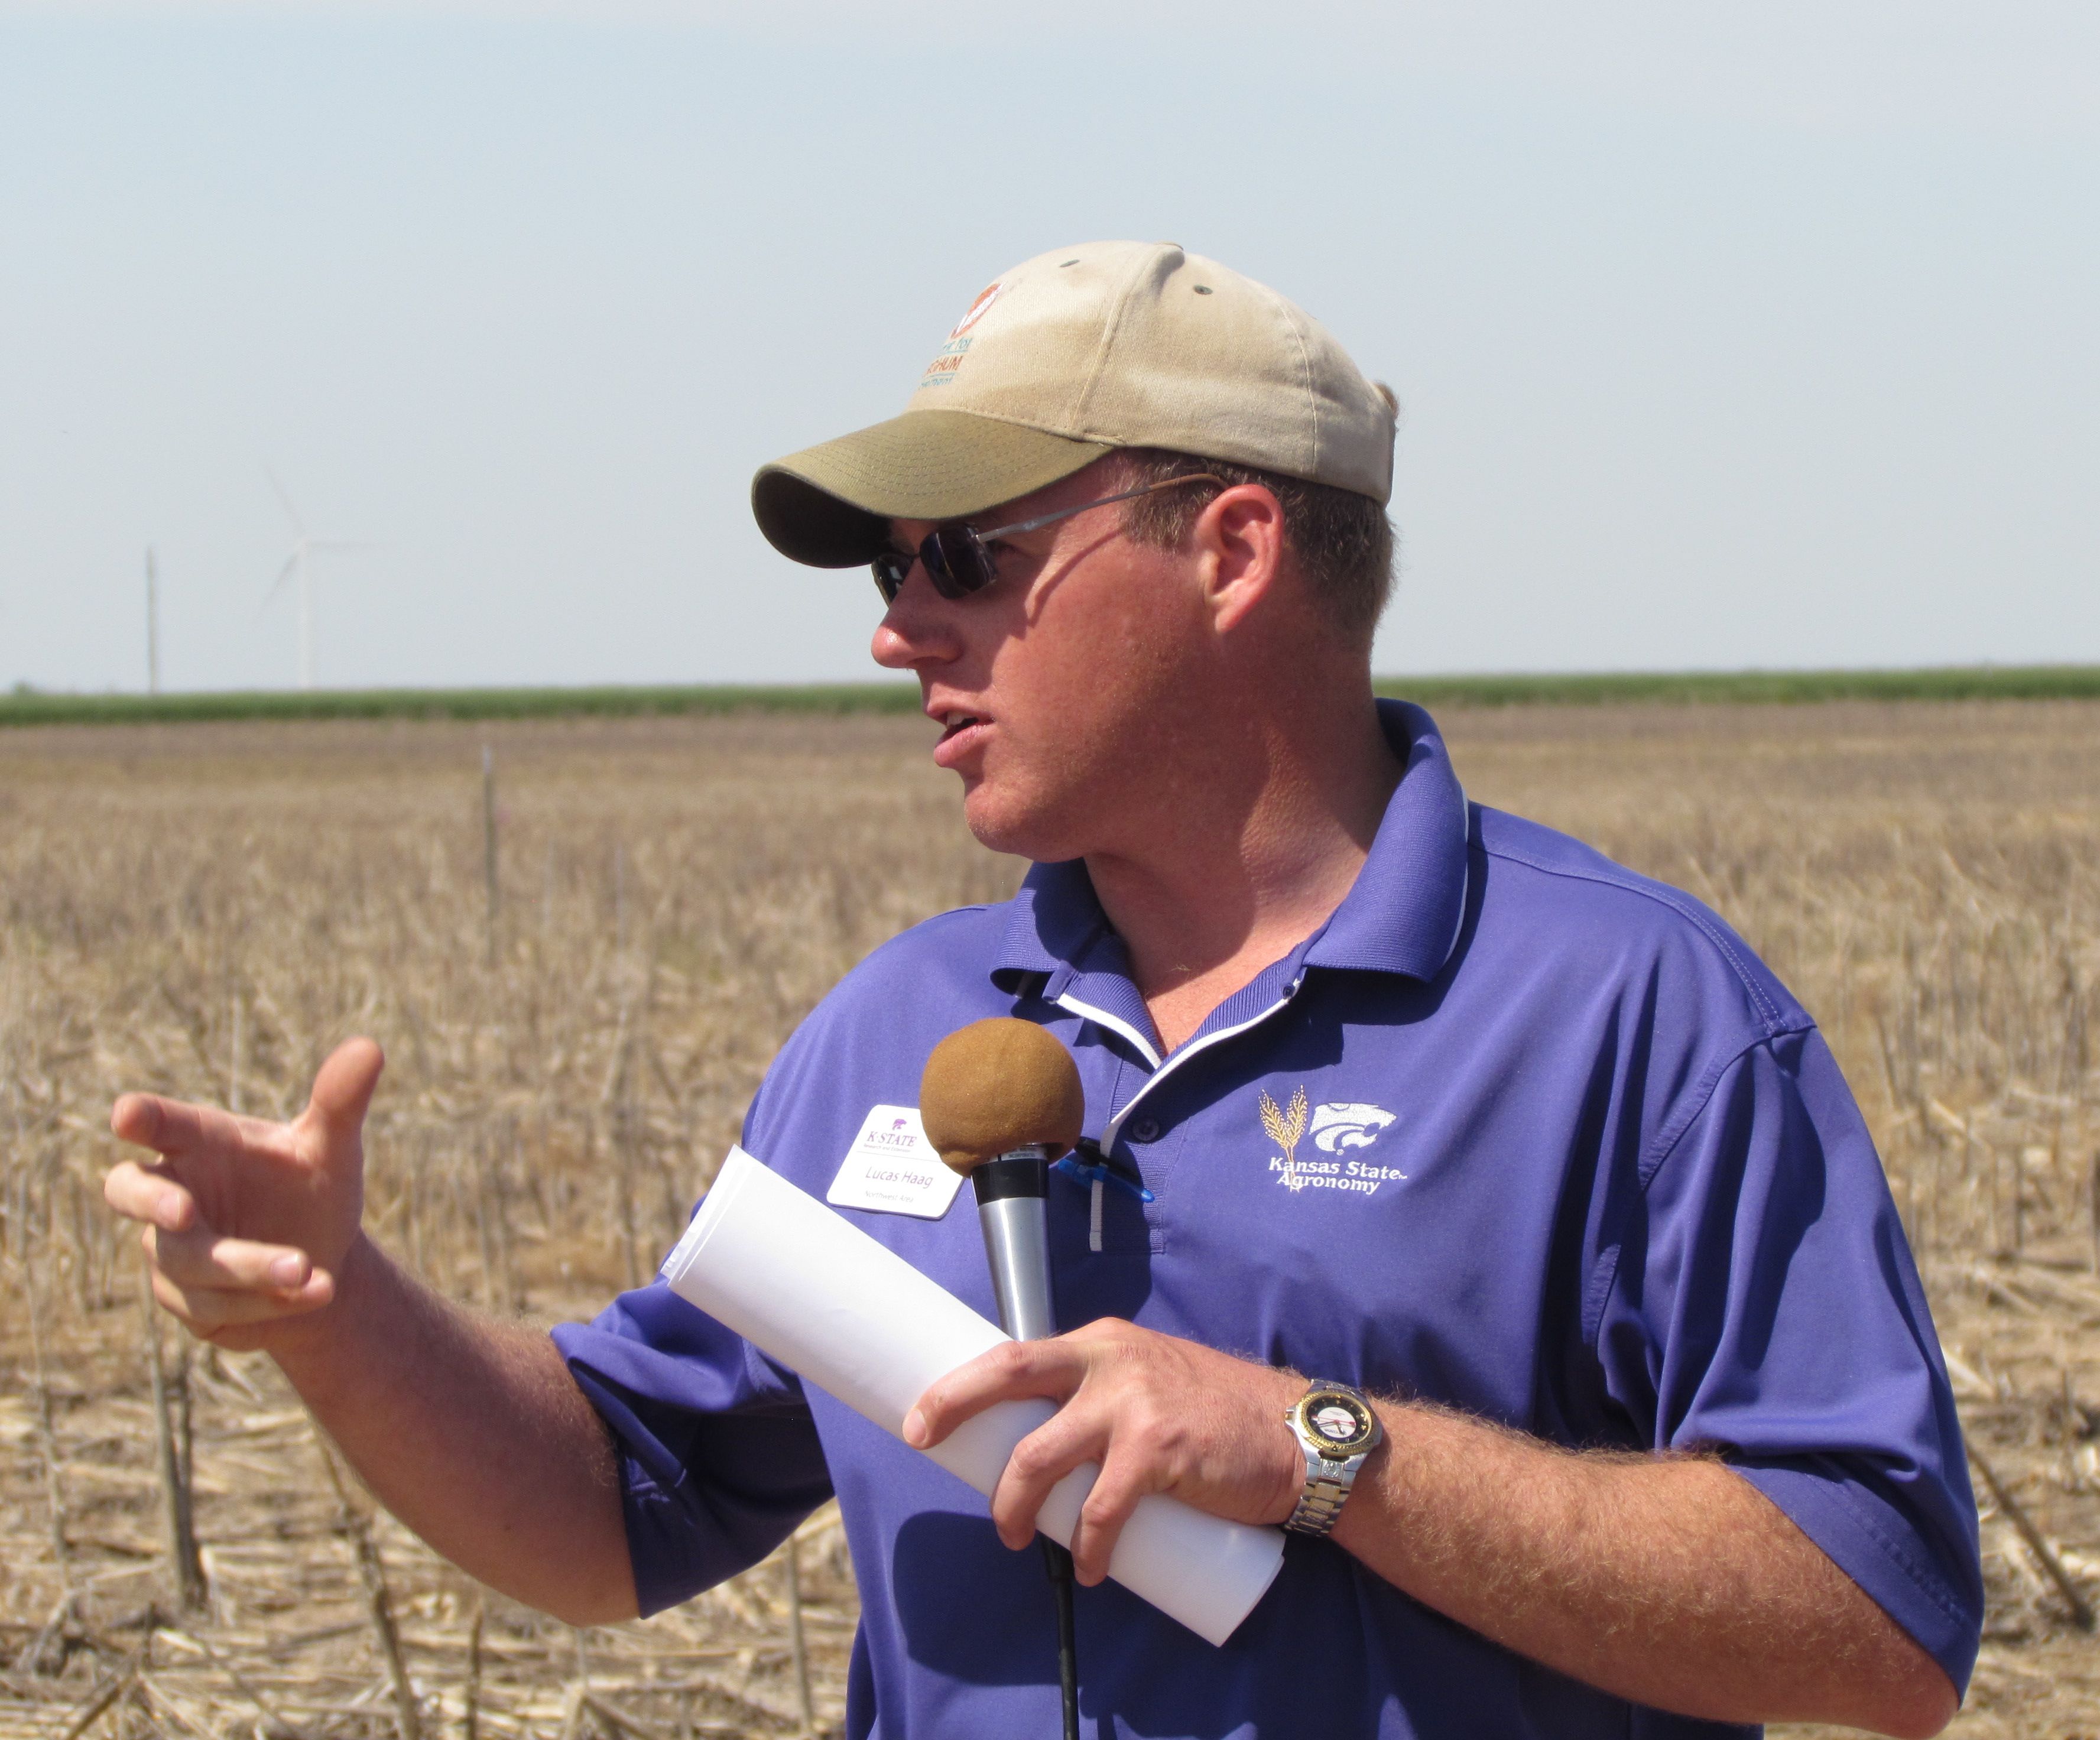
left=1072, top=978, right=1306, bottom=1155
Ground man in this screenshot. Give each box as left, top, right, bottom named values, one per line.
left=105, top=242, right=1981, bottom=1739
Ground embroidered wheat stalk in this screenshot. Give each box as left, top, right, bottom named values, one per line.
left=1260, top=1086, right=1309, bottom=1186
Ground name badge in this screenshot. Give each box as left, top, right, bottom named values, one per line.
left=826, top=1105, right=964, bottom=1220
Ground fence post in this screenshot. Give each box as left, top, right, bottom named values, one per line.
left=139, top=1268, right=206, bottom=1611
left=785, top=1531, right=814, bottom=1738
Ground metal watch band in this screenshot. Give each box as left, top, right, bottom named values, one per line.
left=1285, top=1470, right=1354, bottom=1537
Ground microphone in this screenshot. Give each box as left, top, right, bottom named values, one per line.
left=920, top=1017, right=1086, bottom=1740
left=920, top=1017, right=1084, bottom=1341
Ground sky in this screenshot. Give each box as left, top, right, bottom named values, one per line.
left=2, top=1, right=2095, bottom=692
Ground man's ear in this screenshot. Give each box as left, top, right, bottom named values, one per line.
left=1193, top=484, right=1288, bottom=635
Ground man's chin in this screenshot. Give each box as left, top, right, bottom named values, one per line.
left=959, top=786, right=1075, bottom=863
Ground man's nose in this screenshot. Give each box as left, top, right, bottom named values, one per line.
left=871, top=566, right=963, bottom=670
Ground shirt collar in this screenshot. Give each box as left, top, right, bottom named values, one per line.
left=1301, top=698, right=1471, bottom=980
left=992, top=698, right=1471, bottom=992
left=991, top=858, right=1108, bottom=996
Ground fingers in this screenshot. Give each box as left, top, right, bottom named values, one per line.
left=109, top=1091, right=260, bottom=1161
left=150, top=1221, right=315, bottom=1294
left=1066, top=1447, right=1154, bottom=1585
left=985, top=1404, right=1156, bottom=1582
left=904, top=1339, right=1084, bottom=1449
left=119, top=1196, right=333, bottom=1340
left=111, top=1036, right=382, bottom=1163
left=304, top=1037, right=384, bottom=1145
left=143, top=1222, right=335, bottom=1333
left=104, top=1158, right=199, bottom=1233
left=147, top=1256, right=335, bottom=1335
left=989, top=1399, right=1112, bottom=1553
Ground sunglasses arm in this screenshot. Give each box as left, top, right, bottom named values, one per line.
left=981, top=473, right=1226, bottom=542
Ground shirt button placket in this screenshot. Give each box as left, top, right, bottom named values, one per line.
left=1119, top=1112, right=1171, bottom=1256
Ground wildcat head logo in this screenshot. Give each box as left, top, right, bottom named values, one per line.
left=1310, top=1103, right=1396, bottom=1153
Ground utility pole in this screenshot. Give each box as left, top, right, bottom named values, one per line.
left=482, top=745, right=499, bottom=966
left=299, top=550, right=315, bottom=692
left=145, top=546, right=161, bottom=694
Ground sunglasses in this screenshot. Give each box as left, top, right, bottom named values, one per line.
left=871, top=472, right=1226, bottom=606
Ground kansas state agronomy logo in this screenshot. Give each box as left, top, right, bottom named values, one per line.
left=1260, top=1088, right=1405, bottom=1197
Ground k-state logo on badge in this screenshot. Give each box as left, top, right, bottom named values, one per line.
left=826, top=1105, right=964, bottom=1219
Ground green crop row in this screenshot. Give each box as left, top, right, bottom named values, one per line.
left=2, top=666, right=2097, bottom=728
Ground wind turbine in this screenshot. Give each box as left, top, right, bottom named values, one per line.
left=262, top=470, right=374, bottom=691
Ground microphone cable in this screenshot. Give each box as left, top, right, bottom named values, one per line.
left=1041, top=1538, right=1080, bottom=1740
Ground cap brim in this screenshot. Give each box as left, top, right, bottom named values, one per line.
left=752, top=409, right=1116, bottom=569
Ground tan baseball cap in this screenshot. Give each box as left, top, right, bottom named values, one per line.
left=751, top=241, right=1397, bottom=568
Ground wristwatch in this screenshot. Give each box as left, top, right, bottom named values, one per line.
left=1282, top=1379, right=1384, bottom=1537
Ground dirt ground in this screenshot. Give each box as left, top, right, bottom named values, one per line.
left=1, top=701, right=2094, bottom=1738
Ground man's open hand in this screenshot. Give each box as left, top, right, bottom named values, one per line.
left=103, top=1037, right=384, bottom=1350
left=903, top=1317, right=1308, bottom=1585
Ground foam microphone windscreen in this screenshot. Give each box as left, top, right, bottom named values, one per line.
left=920, top=1018, right=1085, bottom=1175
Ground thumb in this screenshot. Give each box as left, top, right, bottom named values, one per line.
left=304, top=1036, right=385, bottom=1148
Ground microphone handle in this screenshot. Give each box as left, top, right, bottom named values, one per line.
left=973, top=1150, right=1056, bottom=1342
left=972, top=1147, right=1079, bottom=1740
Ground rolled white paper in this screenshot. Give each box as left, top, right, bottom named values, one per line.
left=658, top=1145, right=1286, bottom=1647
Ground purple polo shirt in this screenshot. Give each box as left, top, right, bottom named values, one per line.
left=553, top=700, right=1981, bottom=1740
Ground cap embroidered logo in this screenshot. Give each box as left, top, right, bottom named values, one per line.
left=917, top=280, right=1006, bottom=389
left=948, top=280, right=1005, bottom=336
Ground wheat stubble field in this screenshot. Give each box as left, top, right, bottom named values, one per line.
left=1, top=701, right=2095, bottom=1739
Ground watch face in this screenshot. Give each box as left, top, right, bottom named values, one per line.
left=1298, top=1389, right=1377, bottom=1457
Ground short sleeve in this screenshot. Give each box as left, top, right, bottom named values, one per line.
left=548, top=1000, right=867, bottom=1615
left=553, top=1283, right=833, bottom=1616
left=1594, top=1027, right=1984, bottom=1693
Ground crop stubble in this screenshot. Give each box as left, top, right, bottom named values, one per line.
left=0, top=702, right=2094, bottom=1737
